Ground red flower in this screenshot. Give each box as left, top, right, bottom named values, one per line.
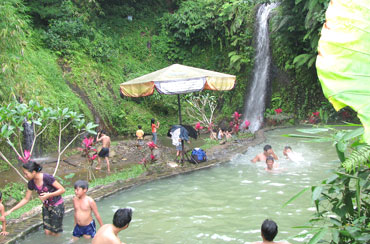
left=195, top=122, right=203, bottom=130
left=19, top=150, right=31, bottom=163
left=274, top=108, right=283, bottom=114
left=233, top=111, right=241, bottom=120
left=312, top=111, right=320, bottom=117
left=146, top=141, right=157, bottom=149
left=150, top=154, right=155, bottom=160
left=90, top=154, right=97, bottom=160
left=138, top=158, right=146, bottom=164
left=244, top=120, right=250, bottom=128
left=82, top=137, right=94, bottom=149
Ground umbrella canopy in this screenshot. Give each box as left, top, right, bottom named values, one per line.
left=167, top=125, right=198, bottom=140
left=120, top=64, right=236, bottom=97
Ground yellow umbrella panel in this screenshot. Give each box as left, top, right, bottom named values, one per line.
left=120, top=64, right=236, bottom=97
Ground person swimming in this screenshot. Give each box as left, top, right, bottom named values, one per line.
left=252, top=145, right=279, bottom=163
left=283, top=146, right=304, bottom=162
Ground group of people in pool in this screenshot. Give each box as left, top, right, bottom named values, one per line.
left=0, top=161, right=293, bottom=243
left=0, top=161, right=131, bottom=243
left=251, top=144, right=301, bottom=171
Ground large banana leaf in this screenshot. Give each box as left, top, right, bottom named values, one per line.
left=316, top=0, right=370, bottom=143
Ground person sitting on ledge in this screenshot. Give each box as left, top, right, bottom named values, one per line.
left=252, top=219, right=291, bottom=244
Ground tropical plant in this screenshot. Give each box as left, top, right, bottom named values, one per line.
left=283, top=126, right=370, bottom=243
left=0, top=100, right=97, bottom=181
left=185, top=93, right=217, bottom=129
left=78, top=137, right=98, bottom=181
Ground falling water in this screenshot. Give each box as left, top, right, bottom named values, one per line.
left=242, top=3, right=278, bottom=133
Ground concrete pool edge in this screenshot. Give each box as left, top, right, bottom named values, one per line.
left=1, top=129, right=270, bottom=244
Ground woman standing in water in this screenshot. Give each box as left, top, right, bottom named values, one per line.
left=151, top=118, right=160, bottom=145
left=5, top=161, right=65, bottom=236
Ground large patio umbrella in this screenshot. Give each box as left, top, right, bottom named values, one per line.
left=120, top=63, right=236, bottom=162
left=119, top=63, right=236, bottom=124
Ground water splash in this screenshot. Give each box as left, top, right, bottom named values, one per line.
left=242, top=3, right=278, bottom=133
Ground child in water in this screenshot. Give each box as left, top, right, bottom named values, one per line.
left=283, top=146, right=304, bottom=162
left=72, top=180, right=103, bottom=240
left=252, top=219, right=291, bottom=244
left=5, top=161, right=65, bottom=236
left=265, top=156, right=279, bottom=171
left=0, top=191, right=9, bottom=235
left=92, top=208, right=132, bottom=244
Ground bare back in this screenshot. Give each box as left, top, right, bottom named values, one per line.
left=99, top=135, right=111, bottom=148
left=92, top=224, right=121, bottom=244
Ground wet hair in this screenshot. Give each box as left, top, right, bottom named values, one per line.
left=138, top=125, right=142, bottom=129
left=0, top=191, right=2, bottom=201
left=100, top=130, right=106, bottom=135
left=284, top=146, right=292, bottom=150
left=23, top=161, right=42, bottom=173
left=263, top=145, right=272, bottom=152
left=261, top=219, right=278, bottom=241
left=113, top=208, right=132, bottom=228
left=74, top=180, right=88, bottom=190
left=151, top=118, right=155, bottom=125
left=266, top=156, right=274, bottom=162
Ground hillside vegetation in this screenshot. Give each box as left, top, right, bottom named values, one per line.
left=1, top=0, right=341, bottom=151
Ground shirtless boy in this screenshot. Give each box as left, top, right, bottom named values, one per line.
left=72, top=180, right=103, bottom=240
left=251, top=145, right=278, bottom=163
left=0, top=191, right=9, bottom=236
left=265, top=156, right=278, bottom=171
left=96, top=130, right=111, bottom=172
left=252, top=219, right=291, bottom=244
left=92, top=208, right=132, bottom=244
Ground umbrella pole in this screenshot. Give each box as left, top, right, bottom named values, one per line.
left=178, top=94, right=185, bottom=163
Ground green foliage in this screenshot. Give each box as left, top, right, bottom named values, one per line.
left=284, top=127, right=370, bottom=243
left=269, top=0, right=331, bottom=120
left=342, top=144, right=370, bottom=173
left=1, top=182, right=26, bottom=202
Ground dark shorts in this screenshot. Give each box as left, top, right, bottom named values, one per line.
left=42, top=203, right=64, bottom=233
left=137, top=139, right=144, bottom=146
left=176, top=145, right=183, bottom=151
left=73, top=220, right=96, bottom=238
left=98, top=147, right=109, bottom=158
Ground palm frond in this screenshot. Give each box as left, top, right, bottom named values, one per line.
left=342, top=144, right=370, bottom=173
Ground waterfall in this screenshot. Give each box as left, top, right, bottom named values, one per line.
left=242, top=3, right=278, bottom=133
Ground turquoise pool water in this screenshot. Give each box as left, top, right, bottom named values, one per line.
left=19, top=128, right=338, bottom=243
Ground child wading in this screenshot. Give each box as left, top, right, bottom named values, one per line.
left=72, top=180, right=103, bottom=241
left=92, top=208, right=132, bottom=244
left=5, top=161, right=65, bottom=236
left=0, top=191, right=9, bottom=235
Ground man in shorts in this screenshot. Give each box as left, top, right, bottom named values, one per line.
left=96, top=130, right=111, bottom=172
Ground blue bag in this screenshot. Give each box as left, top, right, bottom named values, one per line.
left=190, top=148, right=207, bottom=163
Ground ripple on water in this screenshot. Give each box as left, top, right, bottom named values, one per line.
left=211, top=233, right=236, bottom=242
left=268, top=182, right=286, bottom=187
left=241, top=180, right=253, bottom=184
